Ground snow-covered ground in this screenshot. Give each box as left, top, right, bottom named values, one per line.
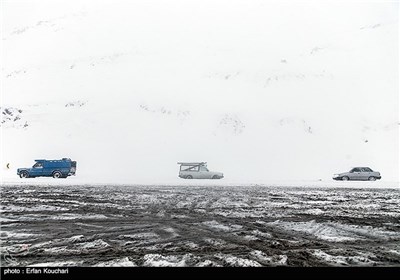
left=1, top=166, right=399, bottom=188
left=1, top=0, right=398, bottom=267
left=1, top=184, right=399, bottom=267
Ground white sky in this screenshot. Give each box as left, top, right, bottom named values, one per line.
left=1, top=0, right=399, bottom=183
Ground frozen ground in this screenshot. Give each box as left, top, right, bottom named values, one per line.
left=0, top=183, right=399, bottom=267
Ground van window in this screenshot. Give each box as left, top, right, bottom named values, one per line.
left=33, top=163, right=43, bottom=168
left=200, top=166, right=209, bottom=172
left=181, top=165, right=199, bottom=172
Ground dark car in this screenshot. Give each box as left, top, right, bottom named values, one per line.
left=333, top=167, right=381, bottom=181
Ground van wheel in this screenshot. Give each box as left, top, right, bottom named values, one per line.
left=186, top=175, right=193, bottom=179
left=368, top=176, right=376, bottom=181
left=53, top=171, right=62, bottom=178
left=20, top=171, right=29, bottom=178
left=342, top=176, right=349, bottom=181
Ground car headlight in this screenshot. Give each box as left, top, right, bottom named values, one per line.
left=333, top=174, right=339, bottom=177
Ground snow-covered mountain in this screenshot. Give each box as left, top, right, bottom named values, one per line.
left=1, top=0, right=398, bottom=183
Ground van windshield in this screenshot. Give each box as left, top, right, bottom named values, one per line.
left=33, top=163, right=43, bottom=168
left=200, top=166, right=209, bottom=172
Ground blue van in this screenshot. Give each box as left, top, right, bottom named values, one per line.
left=17, top=158, right=77, bottom=178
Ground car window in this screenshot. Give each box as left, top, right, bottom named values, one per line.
left=353, top=168, right=361, bottom=172
left=200, top=166, right=209, bottom=172
left=360, top=168, right=372, bottom=172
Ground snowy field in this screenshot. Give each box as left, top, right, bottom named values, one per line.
left=1, top=183, right=399, bottom=267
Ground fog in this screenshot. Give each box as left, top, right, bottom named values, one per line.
left=1, top=0, right=398, bottom=183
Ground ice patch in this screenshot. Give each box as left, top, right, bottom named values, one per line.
left=29, top=261, right=82, bottom=267
left=135, top=194, right=162, bottom=205
left=312, top=249, right=376, bottom=266
left=242, top=235, right=259, bottom=241
left=267, top=220, right=357, bottom=242
left=143, top=254, right=187, bottom=267
left=195, top=260, right=222, bottom=267
left=215, top=253, right=262, bottom=267
left=1, top=204, right=69, bottom=212
left=171, top=214, right=189, bottom=219
left=64, top=235, right=85, bottom=243
left=52, top=213, right=108, bottom=220
left=74, top=222, right=105, bottom=228
left=251, top=229, right=272, bottom=238
left=306, top=200, right=333, bottom=205
left=388, top=250, right=400, bottom=256
left=0, top=230, right=38, bottom=239
left=80, top=239, right=110, bottom=250
left=213, top=209, right=266, bottom=218
left=0, top=217, right=18, bottom=223
left=93, top=257, right=136, bottom=267
left=267, top=220, right=400, bottom=242
left=1, top=243, right=31, bottom=256
left=14, top=197, right=84, bottom=206
left=179, top=241, right=199, bottom=249
left=203, top=238, right=228, bottom=246
left=202, top=220, right=242, bottom=232
left=156, top=210, right=166, bottom=217
left=175, top=201, right=192, bottom=208
left=120, top=232, right=159, bottom=239
left=304, top=208, right=325, bottom=215
left=161, top=227, right=179, bottom=238
left=211, top=198, right=249, bottom=208
left=268, top=202, right=289, bottom=208
left=43, top=246, right=70, bottom=254
left=250, top=250, right=288, bottom=265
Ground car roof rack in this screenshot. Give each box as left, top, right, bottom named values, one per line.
left=177, top=162, right=207, bottom=166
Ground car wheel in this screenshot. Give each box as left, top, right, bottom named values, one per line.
left=186, top=175, right=193, bottom=179
left=20, top=171, right=29, bottom=178
left=53, top=171, right=62, bottom=178
left=342, top=176, right=349, bottom=181
left=212, top=175, right=219, bottom=179
left=368, top=176, right=376, bottom=181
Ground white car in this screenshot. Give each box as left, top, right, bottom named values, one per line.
left=178, top=162, right=224, bottom=179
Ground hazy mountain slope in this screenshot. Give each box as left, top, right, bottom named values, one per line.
left=1, top=0, right=398, bottom=183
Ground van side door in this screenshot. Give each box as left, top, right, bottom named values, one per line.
left=30, top=162, right=44, bottom=177
left=181, top=165, right=200, bottom=178
left=42, top=161, right=54, bottom=176
left=199, top=166, right=211, bottom=179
